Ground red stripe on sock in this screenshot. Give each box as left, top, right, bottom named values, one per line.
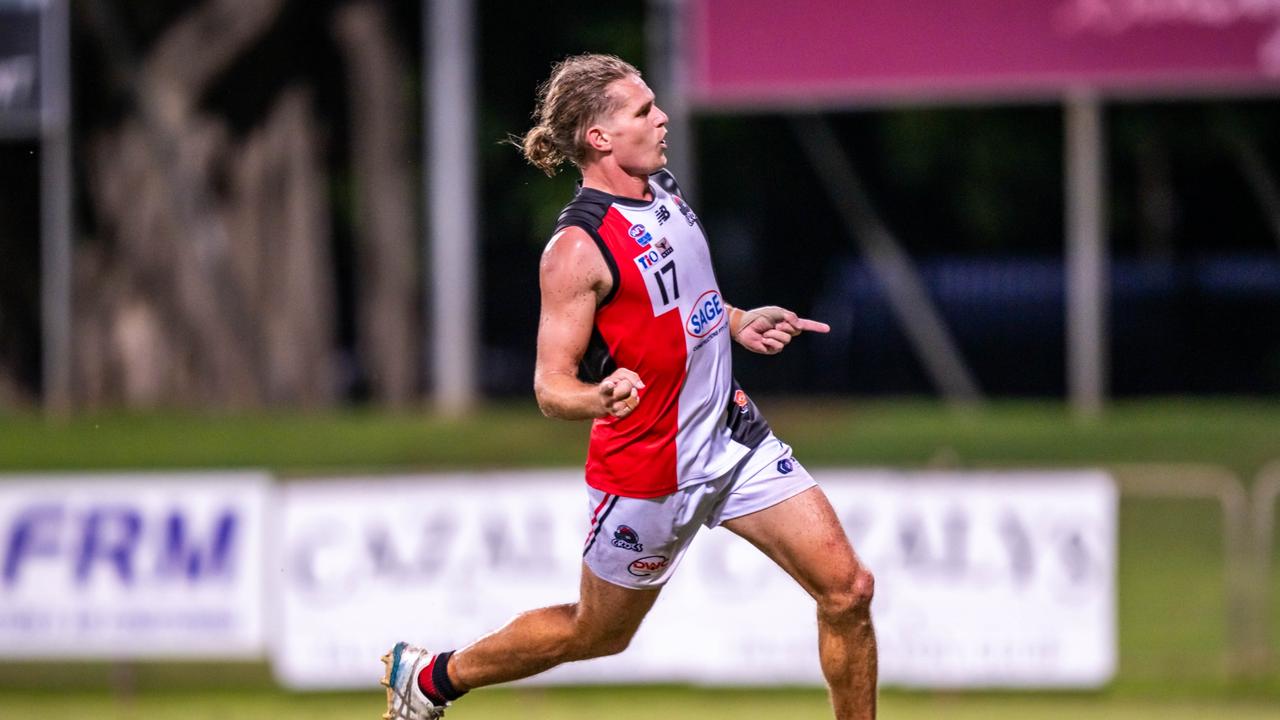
left=416, top=656, right=446, bottom=705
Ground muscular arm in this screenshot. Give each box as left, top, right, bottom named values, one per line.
left=534, top=227, right=645, bottom=420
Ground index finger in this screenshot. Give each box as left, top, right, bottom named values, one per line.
left=795, top=317, right=831, bottom=334
left=611, top=368, right=645, bottom=390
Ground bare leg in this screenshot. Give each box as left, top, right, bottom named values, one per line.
left=447, top=562, right=660, bottom=690
left=722, top=486, right=877, bottom=720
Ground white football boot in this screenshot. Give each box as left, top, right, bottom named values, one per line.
left=380, top=641, right=447, bottom=720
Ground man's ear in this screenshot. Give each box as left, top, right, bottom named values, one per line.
left=585, top=124, right=611, bottom=153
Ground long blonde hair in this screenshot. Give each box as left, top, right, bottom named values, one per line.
left=518, top=54, right=641, bottom=176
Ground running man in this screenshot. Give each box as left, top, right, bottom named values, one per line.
left=382, top=54, right=877, bottom=720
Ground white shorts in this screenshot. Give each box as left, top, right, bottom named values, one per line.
left=581, top=433, right=816, bottom=589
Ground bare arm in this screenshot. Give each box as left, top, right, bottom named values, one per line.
left=534, top=227, right=646, bottom=420
left=725, top=302, right=831, bottom=355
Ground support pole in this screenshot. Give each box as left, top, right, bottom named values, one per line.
left=646, top=0, right=696, bottom=199
left=791, top=115, right=982, bottom=406
left=1064, top=93, right=1108, bottom=418
left=40, top=0, right=71, bottom=416
left=425, top=0, right=478, bottom=415
left=1229, top=135, right=1280, bottom=251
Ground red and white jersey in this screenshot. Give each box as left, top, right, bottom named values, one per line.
left=556, top=170, right=770, bottom=499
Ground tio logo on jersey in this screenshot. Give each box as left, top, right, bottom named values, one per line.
left=686, top=291, right=725, bottom=337
left=633, top=238, right=674, bottom=272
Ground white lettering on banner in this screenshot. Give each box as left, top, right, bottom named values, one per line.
left=273, top=470, right=1116, bottom=690
left=273, top=474, right=584, bottom=688
left=0, top=474, right=268, bottom=659
left=687, top=472, right=1116, bottom=688
left=1055, top=0, right=1280, bottom=73
left=0, top=56, right=35, bottom=109
left=1058, top=0, right=1280, bottom=33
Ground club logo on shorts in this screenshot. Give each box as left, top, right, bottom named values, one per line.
left=777, top=458, right=795, bottom=475
left=628, top=555, right=670, bottom=577
left=734, top=389, right=750, bottom=413
left=628, top=223, right=653, bottom=246
left=611, top=525, right=644, bottom=552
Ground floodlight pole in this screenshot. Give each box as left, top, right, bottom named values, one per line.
left=425, top=0, right=479, bottom=415
left=647, top=0, right=696, bottom=200
left=1064, top=92, right=1108, bottom=418
left=40, top=0, right=72, bottom=416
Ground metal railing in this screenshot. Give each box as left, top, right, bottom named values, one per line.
left=1251, top=461, right=1280, bottom=674
left=1115, top=461, right=1280, bottom=678
left=1110, top=464, right=1258, bottom=677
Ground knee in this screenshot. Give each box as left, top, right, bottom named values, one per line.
left=818, top=568, right=875, bottom=625
left=561, top=610, right=636, bottom=661
left=565, top=626, right=633, bottom=662
left=577, top=631, right=633, bottom=660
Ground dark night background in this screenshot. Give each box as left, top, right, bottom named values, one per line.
left=1, top=0, right=1278, bottom=404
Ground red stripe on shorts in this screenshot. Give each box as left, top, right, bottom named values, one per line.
left=583, top=493, right=613, bottom=547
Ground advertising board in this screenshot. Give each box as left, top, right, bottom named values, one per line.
left=691, top=0, right=1280, bottom=107
left=0, top=473, right=269, bottom=658
left=273, top=470, right=1116, bottom=689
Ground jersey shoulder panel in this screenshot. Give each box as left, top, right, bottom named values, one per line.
left=555, top=187, right=613, bottom=233
left=650, top=169, right=683, bottom=198
left=554, top=187, right=620, bottom=307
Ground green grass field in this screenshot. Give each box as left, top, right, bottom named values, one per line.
left=1, top=399, right=1278, bottom=717
left=4, top=687, right=1280, bottom=720
left=2, top=398, right=1276, bottom=478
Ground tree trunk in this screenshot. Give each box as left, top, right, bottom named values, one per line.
left=75, top=0, right=336, bottom=409
left=227, top=87, right=337, bottom=408
left=334, top=1, right=421, bottom=407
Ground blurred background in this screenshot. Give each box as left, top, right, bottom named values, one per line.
left=1, top=0, right=1279, bottom=718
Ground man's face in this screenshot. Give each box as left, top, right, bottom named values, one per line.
left=596, top=75, right=668, bottom=175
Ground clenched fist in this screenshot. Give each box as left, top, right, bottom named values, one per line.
left=599, top=368, right=645, bottom=418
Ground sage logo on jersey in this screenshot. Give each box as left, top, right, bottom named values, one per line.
left=686, top=290, right=725, bottom=337
left=611, top=525, right=644, bottom=552
left=628, top=223, right=653, bottom=246
left=627, top=555, right=670, bottom=577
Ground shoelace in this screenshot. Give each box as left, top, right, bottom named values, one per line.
left=385, top=651, right=447, bottom=720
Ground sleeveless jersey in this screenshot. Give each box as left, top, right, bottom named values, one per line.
left=555, top=170, right=771, bottom=499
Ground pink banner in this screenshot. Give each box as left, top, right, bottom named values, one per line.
left=691, top=0, right=1280, bottom=108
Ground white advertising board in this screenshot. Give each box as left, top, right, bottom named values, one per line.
left=273, top=470, right=1116, bottom=689
left=0, top=473, right=269, bottom=659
